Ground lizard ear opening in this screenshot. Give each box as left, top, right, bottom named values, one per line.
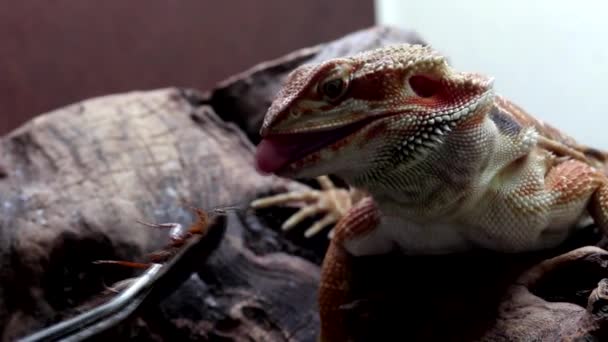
left=409, top=75, right=441, bottom=98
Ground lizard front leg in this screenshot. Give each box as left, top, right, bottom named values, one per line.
left=547, top=159, right=608, bottom=239
left=251, top=175, right=366, bottom=238
left=532, top=159, right=608, bottom=251
left=318, top=197, right=380, bottom=342
left=589, top=177, right=608, bottom=236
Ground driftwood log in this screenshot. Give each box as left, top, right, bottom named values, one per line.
left=2, top=26, right=608, bottom=342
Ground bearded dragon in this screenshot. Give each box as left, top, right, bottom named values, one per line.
left=250, top=44, right=608, bottom=341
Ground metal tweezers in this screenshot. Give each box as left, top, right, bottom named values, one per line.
left=18, top=214, right=226, bottom=342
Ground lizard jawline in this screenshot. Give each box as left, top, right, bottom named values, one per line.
left=255, top=91, right=493, bottom=175
left=255, top=118, right=373, bottom=174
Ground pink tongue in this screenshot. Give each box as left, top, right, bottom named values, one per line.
left=255, top=138, right=295, bottom=174
left=255, top=130, right=344, bottom=174
left=254, top=120, right=372, bottom=174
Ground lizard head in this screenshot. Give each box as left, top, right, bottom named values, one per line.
left=255, top=44, right=495, bottom=182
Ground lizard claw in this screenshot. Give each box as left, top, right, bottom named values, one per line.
left=251, top=175, right=354, bottom=238
left=303, top=213, right=339, bottom=238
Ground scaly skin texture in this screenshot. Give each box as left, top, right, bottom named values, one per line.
left=252, top=44, right=608, bottom=341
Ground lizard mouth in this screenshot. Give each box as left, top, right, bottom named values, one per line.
left=255, top=118, right=372, bottom=174
left=255, top=90, right=494, bottom=175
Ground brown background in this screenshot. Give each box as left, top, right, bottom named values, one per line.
left=0, top=1, right=374, bottom=135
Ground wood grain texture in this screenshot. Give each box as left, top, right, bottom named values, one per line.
left=0, top=88, right=317, bottom=341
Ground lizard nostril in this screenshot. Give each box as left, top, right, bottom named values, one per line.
left=409, top=75, right=440, bottom=98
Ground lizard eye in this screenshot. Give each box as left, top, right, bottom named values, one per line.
left=409, top=75, right=441, bottom=98
left=320, top=78, right=346, bottom=101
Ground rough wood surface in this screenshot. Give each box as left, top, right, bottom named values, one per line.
left=1, top=25, right=608, bottom=342
left=0, top=88, right=316, bottom=341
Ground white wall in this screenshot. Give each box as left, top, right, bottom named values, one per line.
left=375, top=0, right=608, bottom=149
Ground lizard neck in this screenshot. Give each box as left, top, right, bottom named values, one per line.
left=346, top=114, right=499, bottom=220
